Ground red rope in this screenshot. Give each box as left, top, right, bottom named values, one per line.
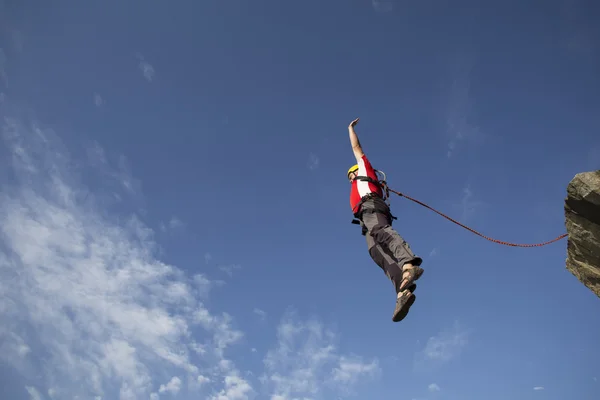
left=386, top=187, right=568, bottom=247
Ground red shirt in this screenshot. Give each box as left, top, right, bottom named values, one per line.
left=350, top=154, right=383, bottom=214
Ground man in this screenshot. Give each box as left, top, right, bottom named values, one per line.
left=347, top=117, right=424, bottom=322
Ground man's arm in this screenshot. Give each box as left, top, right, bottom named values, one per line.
left=348, top=118, right=365, bottom=161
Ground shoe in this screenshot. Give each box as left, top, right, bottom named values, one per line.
left=392, top=289, right=416, bottom=322
left=399, top=265, right=424, bottom=292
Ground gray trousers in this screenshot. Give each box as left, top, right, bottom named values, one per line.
left=358, top=197, right=422, bottom=294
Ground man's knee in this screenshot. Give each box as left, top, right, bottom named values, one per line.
left=368, top=244, right=385, bottom=269
left=371, top=224, right=398, bottom=245
left=368, top=244, right=404, bottom=290
left=374, top=226, right=423, bottom=267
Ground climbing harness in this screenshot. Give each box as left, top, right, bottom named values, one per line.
left=351, top=169, right=397, bottom=234
left=353, top=169, right=391, bottom=203
left=350, top=170, right=568, bottom=247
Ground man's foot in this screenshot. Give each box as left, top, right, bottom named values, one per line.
left=392, top=287, right=416, bottom=322
left=398, top=264, right=424, bottom=292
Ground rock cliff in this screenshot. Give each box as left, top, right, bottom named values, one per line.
left=564, top=170, right=600, bottom=298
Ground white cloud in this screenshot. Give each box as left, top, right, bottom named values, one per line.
left=0, top=331, right=30, bottom=360
left=533, top=386, right=544, bottom=391
left=159, top=376, right=182, bottom=395
left=169, top=216, right=184, bottom=229
left=25, top=386, right=43, bottom=400
left=428, top=383, right=441, bottom=392
left=444, top=55, right=482, bottom=158
left=193, top=273, right=215, bottom=298
left=371, top=0, right=393, bottom=13
left=307, top=152, right=320, bottom=171
left=332, top=356, right=379, bottom=384
left=0, top=104, right=381, bottom=400
left=416, top=320, right=468, bottom=367
left=253, top=308, right=267, bottom=320
left=262, top=310, right=380, bottom=399
left=0, top=48, right=7, bottom=87
left=84, top=140, right=142, bottom=201
left=209, top=373, right=253, bottom=400
left=218, top=263, right=241, bottom=277
left=0, top=114, right=246, bottom=399
left=458, top=184, right=482, bottom=223
left=94, top=93, right=103, bottom=107
left=136, top=53, right=155, bottom=82
left=160, top=216, right=185, bottom=233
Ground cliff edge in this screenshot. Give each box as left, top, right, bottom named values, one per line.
left=564, top=170, right=600, bottom=298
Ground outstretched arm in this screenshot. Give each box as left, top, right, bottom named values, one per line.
left=348, top=118, right=365, bottom=161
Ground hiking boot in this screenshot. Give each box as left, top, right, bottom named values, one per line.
left=392, top=288, right=416, bottom=322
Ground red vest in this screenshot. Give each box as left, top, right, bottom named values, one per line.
left=349, top=154, right=383, bottom=214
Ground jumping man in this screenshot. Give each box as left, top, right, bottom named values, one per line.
left=347, top=117, right=424, bottom=322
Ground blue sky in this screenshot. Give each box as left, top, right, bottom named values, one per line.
left=1, top=0, right=599, bottom=399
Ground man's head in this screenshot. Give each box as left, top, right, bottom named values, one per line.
left=347, top=164, right=359, bottom=182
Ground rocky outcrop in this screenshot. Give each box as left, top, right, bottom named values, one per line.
left=564, top=170, right=600, bottom=299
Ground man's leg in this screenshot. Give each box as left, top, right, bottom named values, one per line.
left=366, top=237, right=417, bottom=322
left=367, top=240, right=406, bottom=294
left=362, top=210, right=424, bottom=292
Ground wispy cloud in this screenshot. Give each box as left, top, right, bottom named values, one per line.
left=444, top=54, right=483, bottom=158
left=371, top=0, right=393, bottom=13
left=0, top=2, right=24, bottom=55
left=85, top=140, right=143, bottom=201
left=0, top=105, right=380, bottom=400
left=160, top=216, right=185, bottom=233
left=262, top=309, right=380, bottom=399
left=210, top=372, right=253, bottom=400
left=218, top=263, right=242, bottom=277
left=136, top=53, right=155, bottom=82
left=307, top=152, right=320, bottom=171
left=415, top=320, right=469, bottom=369
left=428, top=383, right=441, bottom=392
left=458, top=184, right=482, bottom=223
left=25, top=386, right=43, bottom=400
left=159, top=376, right=182, bottom=395
left=94, top=93, right=103, bottom=107
left=0, top=114, right=246, bottom=399
left=169, top=216, right=184, bottom=229
left=332, top=356, right=380, bottom=385
left=0, top=48, right=7, bottom=87
left=533, top=386, right=545, bottom=391
left=253, top=308, right=267, bottom=320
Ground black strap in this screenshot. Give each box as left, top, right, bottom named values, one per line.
left=354, top=175, right=390, bottom=201
left=354, top=175, right=383, bottom=187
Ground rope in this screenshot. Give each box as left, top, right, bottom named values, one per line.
left=385, top=186, right=568, bottom=248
